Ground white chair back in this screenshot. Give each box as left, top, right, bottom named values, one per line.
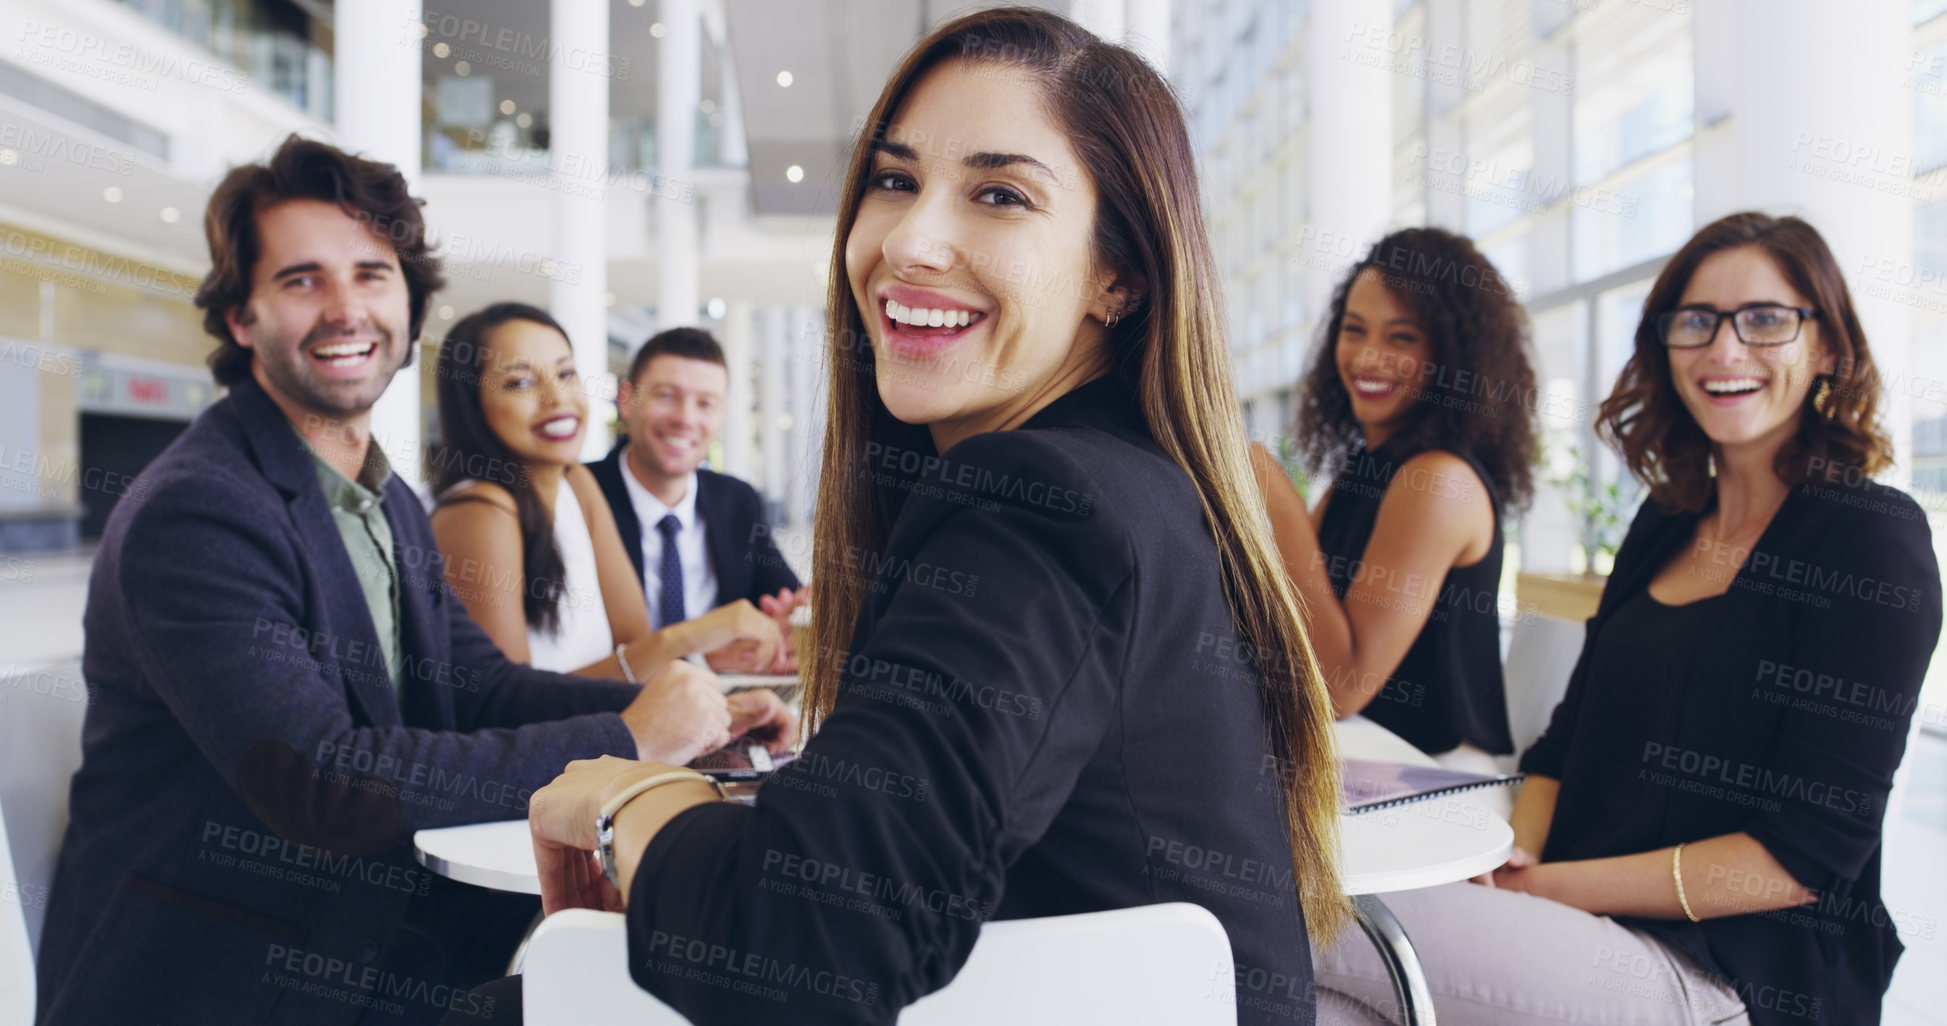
left=1499, top=614, right=1586, bottom=772
left=521, top=902, right=1236, bottom=1025
left=0, top=659, right=89, bottom=973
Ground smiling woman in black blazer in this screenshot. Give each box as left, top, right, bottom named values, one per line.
left=1313, top=213, right=1940, bottom=1026
left=473, top=8, right=1349, bottom=1026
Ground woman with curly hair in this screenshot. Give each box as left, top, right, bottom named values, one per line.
left=1252, top=227, right=1538, bottom=771
left=1314, top=213, right=1939, bottom=1026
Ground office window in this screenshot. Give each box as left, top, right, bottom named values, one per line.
left=1574, top=158, right=1693, bottom=281
left=1572, top=9, right=1693, bottom=187
left=1463, top=103, right=1536, bottom=238
left=1594, top=280, right=1651, bottom=394
left=1915, top=40, right=1947, bottom=172
left=1480, top=234, right=1528, bottom=297
left=1919, top=198, right=1947, bottom=278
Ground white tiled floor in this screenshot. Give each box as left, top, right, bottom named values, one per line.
left=0, top=549, right=90, bottom=668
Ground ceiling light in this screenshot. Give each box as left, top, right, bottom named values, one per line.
left=432, top=42, right=450, bottom=58
left=515, top=112, right=532, bottom=128
left=438, top=305, right=455, bottom=320
left=454, top=61, right=470, bottom=76
left=0, top=149, right=17, bottom=166
left=159, top=206, right=180, bottom=223
left=102, top=186, right=123, bottom=203
left=650, top=22, right=665, bottom=37
left=776, top=70, right=793, bottom=88
left=785, top=164, right=804, bottom=183
left=499, top=99, right=516, bottom=115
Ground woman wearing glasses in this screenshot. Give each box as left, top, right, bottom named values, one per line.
left=1315, top=212, right=1939, bottom=1026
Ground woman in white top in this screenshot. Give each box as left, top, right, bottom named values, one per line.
left=429, top=303, right=786, bottom=688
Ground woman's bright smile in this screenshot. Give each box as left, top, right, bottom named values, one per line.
left=844, top=59, right=1122, bottom=450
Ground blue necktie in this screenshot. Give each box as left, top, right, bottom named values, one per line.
left=656, top=514, right=687, bottom=628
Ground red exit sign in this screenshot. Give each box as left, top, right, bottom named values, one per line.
left=126, top=377, right=167, bottom=404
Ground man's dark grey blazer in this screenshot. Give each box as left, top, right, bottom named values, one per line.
left=34, top=377, right=640, bottom=1026
left=587, top=441, right=801, bottom=612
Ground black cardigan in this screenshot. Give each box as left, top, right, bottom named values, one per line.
left=622, top=377, right=1316, bottom=1024
left=1521, top=474, right=1941, bottom=1026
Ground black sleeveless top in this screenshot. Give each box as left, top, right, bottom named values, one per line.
left=1313, top=443, right=1515, bottom=755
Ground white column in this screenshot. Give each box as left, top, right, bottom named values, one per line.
left=759, top=306, right=788, bottom=506
left=1304, top=0, right=1394, bottom=314
left=336, top=0, right=424, bottom=484
left=1693, top=0, right=1915, bottom=475
left=707, top=0, right=749, bottom=167
left=1125, top=0, right=1170, bottom=76
left=721, top=299, right=753, bottom=478
left=552, top=0, right=613, bottom=461
left=786, top=305, right=819, bottom=530
left=658, top=0, right=701, bottom=331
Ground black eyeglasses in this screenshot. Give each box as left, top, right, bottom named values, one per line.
left=1656, top=304, right=1819, bottom=349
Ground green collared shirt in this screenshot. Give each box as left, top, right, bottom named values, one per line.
left=298, top=429, right=405, bottom=699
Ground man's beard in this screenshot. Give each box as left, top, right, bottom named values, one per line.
left=256, top=319, right=411, bottom=416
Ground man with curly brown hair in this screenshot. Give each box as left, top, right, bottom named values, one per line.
left=34, top=135, right=740, bottom=1026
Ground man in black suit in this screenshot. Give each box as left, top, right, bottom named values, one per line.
left=587, top=329, right=804, bottom=667
left=32, top=136, right=776, bottom=1026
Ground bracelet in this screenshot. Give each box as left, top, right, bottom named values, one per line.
left=595, top=771, right=727, bottom=887
left=1673, top=843, right=1700, bottom=923
left=615, top=643, right=636, bottom=683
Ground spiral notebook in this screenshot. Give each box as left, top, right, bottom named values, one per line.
left=1340, top=759, right=1523, bottom=814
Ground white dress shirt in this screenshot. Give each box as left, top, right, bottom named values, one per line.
left=620, top=450, right=718, bottom=626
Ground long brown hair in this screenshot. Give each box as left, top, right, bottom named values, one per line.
left=804, top=6, right=1346, bottom=939
left=1296, top=227, right=1538, bottom=509
left=1597, top=212, right=1891, bottom=512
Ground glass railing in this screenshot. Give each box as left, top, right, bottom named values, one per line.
left=112, top=0, right=332, bottom=117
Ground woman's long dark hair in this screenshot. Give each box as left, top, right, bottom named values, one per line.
left=1295, top=227, right=1538, bottom=509
left=431, top=302, right=569, bottom=634
left=808, top=6, right=1347, bottom=940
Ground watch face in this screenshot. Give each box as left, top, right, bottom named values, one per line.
left=596, top=814, right=619, bottom=884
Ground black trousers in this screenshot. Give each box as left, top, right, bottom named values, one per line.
left=362, top=879, right=537, bottom=1026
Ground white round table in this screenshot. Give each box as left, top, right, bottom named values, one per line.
left=414, top=717, right=1509, bottom=1025
left=1333, top=714, right=1513, bottom=895
left=415, top=715, right=1512, bottom=899
left=1333, top=715, right=1511, bottom=1026
left=414, top=819, right=540, bottom=895
left=412, top=800, right=1512, bottom=901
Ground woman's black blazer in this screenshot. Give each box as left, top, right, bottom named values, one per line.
left=621, top=376, right=1317, bottom=1025
left=1523, top=472, right=1941, bottom=1026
